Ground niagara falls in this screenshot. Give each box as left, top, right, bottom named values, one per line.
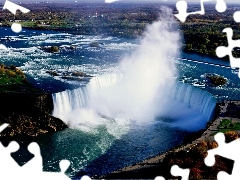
left=0, top=1, right=240, bottom=179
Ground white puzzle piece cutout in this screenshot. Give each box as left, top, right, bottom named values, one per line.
left=154, top=164, right=190, bottom=180
left=154, top=176, right=165, bottom=180
left=215, top=28, right=240, bottom=77
left=175, top=0, right=227, bottom=22
left=205, top=132, right=240, bottom=180
left=171, top=165, right=190, bottom=180
left=234, top=11, right=240, bottom=23
left=0, top=123, right=82, bottom=180
left=81, top=175, right=92, bottom=180
left=3, top=0, right=30, bottom=33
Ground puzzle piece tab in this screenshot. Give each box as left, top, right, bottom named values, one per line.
left=3, top=0, right=30, bottom=33
left=154, top=176, right=165, bottom=180
left=154, top=165, right=190, bottom=180
left=204, top=132, right=240, bottom=180
left=233, top=11, right=240, bottom=23
left=0, top=123, right=73, bottom=179
left=215, top=28, right=240, bottom=77
left=81, top=175, right=92, bottom=180
left=0, top=141, right=21, bottom=175
left=171, top=165, right=190, bottom=180
left=175, top=0, right=227, bottom=22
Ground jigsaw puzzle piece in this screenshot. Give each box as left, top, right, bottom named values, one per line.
left=205, top=132, right=240, bottom=179
left=175, top=0, right=211, bottom=22
left=0, top=123, right=9, bottom=132
left=21, top=142, right=42, bottom=173
left=217, top=159, right=240, bottom=180
left=81, top=175, right=92, bottom=180
left=3, top=0, right=30, bottom=15
left=0, top=124, right=21, bottom=175
left=0, top=141, right=20, bottom=176
left=205, top=132, right=232, bottom=166
left=175, top=0, right=189, bottom=22
left=216, top=28, right=240, bottom=77
left=217, top=171, right=233, bottom=180
left=19, top=158, right=71, bottom=180
left=39, top=172, right=71, bottom=180
left=59, top=160, right=71, bottom=174
left=3, top=0, right=30, bottom=33
left=0, top=123, right=73, bottom=179
left=233, top=11, right=240, bottom=23
left=216, top=45, right=229, bottom=59
left=170, top=165, right=190, bottom=180
left=39, top=160, right=71, bottom=180
left=154, top=176, right=165, bottom=180
left=215, top=0, right=227, bottom=13
left=175, top=0, right=226, bottom=22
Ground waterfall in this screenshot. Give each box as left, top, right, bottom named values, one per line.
left=51, top=9, right=216, bottom=132
left=52, top=87, right=90, bottom=121
left=52, top=76, right=216, bottom=131
left=52, top=73, right=122, bottom=121
left=172, top=82, right=216, bottom=121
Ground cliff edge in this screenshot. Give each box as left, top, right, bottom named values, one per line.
left=0, top=64, right=67, bottom=137
left=0, top=93, right=67, bottom=137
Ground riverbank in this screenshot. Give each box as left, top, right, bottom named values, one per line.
left=0, top=92, right=68, bottom=138
left=99, top=100, right=239, bottom=179
left=0, top=65, right=67, bottom=138
left=0, top=23, right=231, bottom=63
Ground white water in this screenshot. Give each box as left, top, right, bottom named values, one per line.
left=159, top=82, right=217, bottom=131
left=52, top=72, right=122, bottom=116
left=173, top=82, right=216, bottom=120
left=52, top=8, right=215, bottom=134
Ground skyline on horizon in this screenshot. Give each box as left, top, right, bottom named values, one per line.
left=5, top=0, right=240, bottom=3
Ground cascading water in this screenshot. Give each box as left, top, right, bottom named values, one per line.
left=52, top=87, right=89, bottom=120
left=173, top=82, right=216, bottom=128
left=49, top=9, right=218, bottom=177
left=52, top=77, right=216, bottom=132
left=52, top=7, right=181, bottom=135
left=52, top=72, right=121, bottom=122
left=172, top=82, right=216, bottom=121
left=52, top=7, right=216, bottom=134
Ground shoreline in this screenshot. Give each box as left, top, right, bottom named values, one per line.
left=99, top=100, right=239, bottom=179
left=0, top=25, right=230, bottom=62
left=0, top=64, right=68, bottom=138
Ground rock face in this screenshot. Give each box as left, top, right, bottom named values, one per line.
left=205, top=73, right=227, bottom=86
left=40, top=46, right=60, bottom=53
left=0, top=93, right=67, bottom=137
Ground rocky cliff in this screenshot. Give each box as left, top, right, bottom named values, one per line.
left=0, top=92, right=67, bottom=137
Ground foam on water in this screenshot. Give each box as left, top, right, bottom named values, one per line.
left=0, top=27, right=137, bottom=92
left=52, top=8, right=183, bottom=138
left=102, top=42, right=139, bottom=50
left=52, top=9, right=218, bottom=138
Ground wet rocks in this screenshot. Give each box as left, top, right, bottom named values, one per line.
left=0, top=93, right=67, bottom=137
left=46, top=70, right=93, bottom=81
left=205, top=73, right=227, bottom=86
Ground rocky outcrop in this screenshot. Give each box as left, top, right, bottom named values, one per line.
left=46, top=70, right=93, bottom=81
left=40, top=45, right=60, bottom=53
left=0, top=92, right=67, bottom=137
left=205, top=73, right=227, bottom=86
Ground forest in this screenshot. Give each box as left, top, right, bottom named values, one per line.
left=0, top=2, right=240, bottom=59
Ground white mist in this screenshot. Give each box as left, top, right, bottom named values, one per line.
left=53, top=8, right=182, bottom=136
